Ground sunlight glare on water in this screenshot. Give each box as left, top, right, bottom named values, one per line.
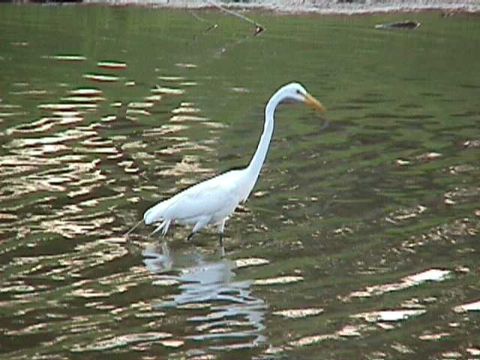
left=0, top=5, right=479, bottom=359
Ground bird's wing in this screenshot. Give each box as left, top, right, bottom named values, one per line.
left=162, top=172, right=242, bottom=222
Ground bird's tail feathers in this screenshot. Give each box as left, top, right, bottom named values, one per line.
left=149, top=219, right=171, bottom=237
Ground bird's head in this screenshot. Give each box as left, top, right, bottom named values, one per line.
left=278, top=82, right=326, bottom=113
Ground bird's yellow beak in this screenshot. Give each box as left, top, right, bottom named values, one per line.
left=304, top=93, right=326, bottom=113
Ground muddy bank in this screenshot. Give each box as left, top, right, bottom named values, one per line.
left=81, top=0, right=480, bottom=14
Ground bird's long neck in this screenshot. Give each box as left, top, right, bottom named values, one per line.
left=246, top=91, right=282, bottom=180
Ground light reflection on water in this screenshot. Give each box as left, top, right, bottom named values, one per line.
left=144, top=242, right=267, bottom=350
left=1, top=5, right=480, bottom=360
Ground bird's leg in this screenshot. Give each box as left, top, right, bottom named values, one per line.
left=218, top=219, right=226, bottom=256
left=219, top=243, right=225, bottom=258
left=187, top=217, right=210, bottom=242
left=218, top=232, right=224, bottom=247
left=218, top=233, right=226, bottom=257
left=169, top=220, right=176, bottom=238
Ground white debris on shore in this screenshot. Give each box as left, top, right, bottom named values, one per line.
left=81, top=0, right=480, bottom=14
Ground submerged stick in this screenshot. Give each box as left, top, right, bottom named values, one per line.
left=124, top=218, right=143, bottom=237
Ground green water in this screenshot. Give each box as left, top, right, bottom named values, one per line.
left=1, top=5, right=479, bottom=359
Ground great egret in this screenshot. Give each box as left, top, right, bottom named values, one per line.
left=129, top=82, right=325, bottom=245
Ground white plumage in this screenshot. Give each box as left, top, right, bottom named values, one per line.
left=137, top=82, right=325, bottom=243
left=144, top=169, right=251, bottom=237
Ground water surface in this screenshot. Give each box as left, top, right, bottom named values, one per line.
left=1, top=5, right=480, bottom=359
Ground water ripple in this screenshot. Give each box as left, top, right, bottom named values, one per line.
left=346, top=269, right=451, bottom=300
left=1, top=10, right=479, bottom=360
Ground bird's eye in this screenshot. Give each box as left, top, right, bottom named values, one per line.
left=296, top=89, right=302, bottom=95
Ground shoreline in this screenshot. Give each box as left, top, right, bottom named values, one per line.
left=80, top=0, right=480, bottom=15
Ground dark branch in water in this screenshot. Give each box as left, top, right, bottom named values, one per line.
left=187, top=1, right=265, bottom=57
left=375, top=20, right=421, bottom=30
left=190, top=10, right=219, bottom=34
left=254, top=24, right=264, bottom=36
left=207, top=0, right=265, bottom=36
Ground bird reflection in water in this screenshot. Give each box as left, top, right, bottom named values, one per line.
left=143, top=242, right=267, bottom=350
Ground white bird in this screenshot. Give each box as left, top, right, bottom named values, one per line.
left=128, top=82, right=325, bottom=245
